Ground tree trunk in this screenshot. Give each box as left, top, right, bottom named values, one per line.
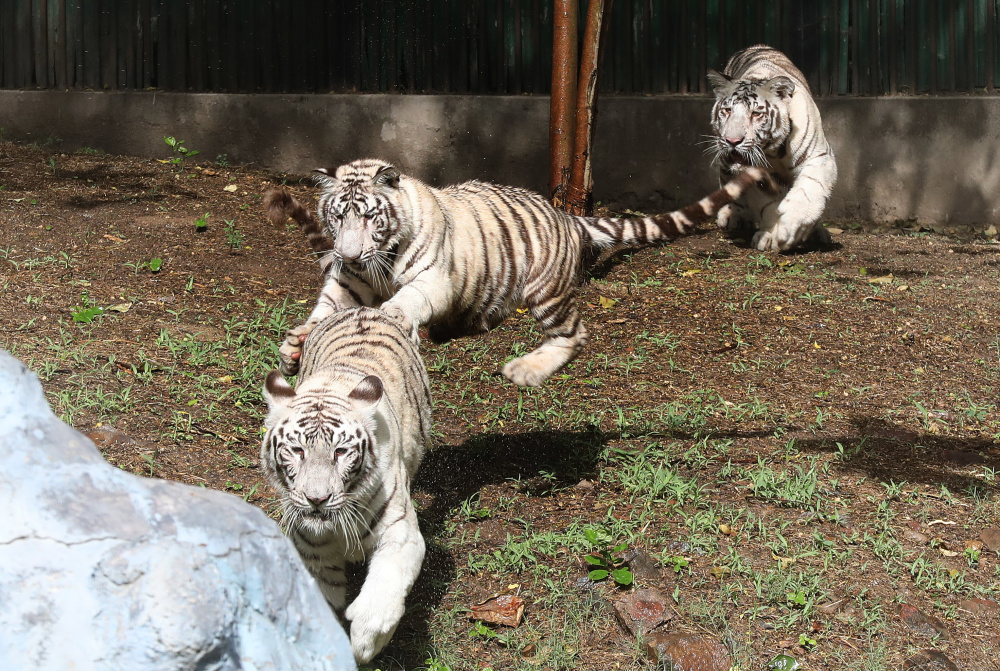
left=565, top=0, right=612, bottom=216
left=548, top=0, right=578, bottom=208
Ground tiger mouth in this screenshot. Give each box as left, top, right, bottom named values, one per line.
left=727, top=150, right=749, bottom=165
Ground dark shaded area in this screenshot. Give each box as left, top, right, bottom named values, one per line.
left=798, top=416, right=1000, bottom=497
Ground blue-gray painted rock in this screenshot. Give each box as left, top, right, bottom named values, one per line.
left=0, top=351, right=355, bottom=671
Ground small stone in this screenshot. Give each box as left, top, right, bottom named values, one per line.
left=621, top=547, right=664, bottom=584
left=903, top=649, right=959, bottom=670
left=826, top=227, right=843, bottom=235
left=965, top=539, right=984, bottom=553
left=644, top=633, right=731, bottom=671
left=959, top=597, right=1000, bottom=617
left=834, top=604, right=857, bottom=623
left=984, top=225, right=998, bottom=238
left=900, top=604, right=950, bottom=640
left=981, top=527, right=1000, bottom=553
left=816, top=599, right=847, bottom=614
left=85, top=425, right=139, bottom=449
left=902, top=528, right=929, bottom=544
left=574, top=479, right=594, bottom=491
left=470, top=593, right=525, bottom=628
left=613, top=589, right=674, bottom=636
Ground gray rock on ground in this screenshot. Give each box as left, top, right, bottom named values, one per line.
left=0, top=351, right=355, bottom=671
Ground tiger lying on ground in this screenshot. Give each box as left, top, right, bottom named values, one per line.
left=262, top=307, right=432, bottom=664
left=265, top=159, right=776, bottom=387
left=707, top=44, right=837, bottom=252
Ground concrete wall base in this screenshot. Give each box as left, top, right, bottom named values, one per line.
left=1, top=90, right=998, bottom=228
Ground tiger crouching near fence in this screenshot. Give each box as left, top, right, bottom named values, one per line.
left=261, top=307, right=432, bottom=664
left=265, top=158, right=777, bottom=387
left=707, top=44, right=837, bottom=252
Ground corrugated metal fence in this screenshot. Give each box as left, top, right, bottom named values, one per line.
left=1, top=0, right=998, bottom=95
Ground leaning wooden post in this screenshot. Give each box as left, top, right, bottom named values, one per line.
left=549, top=0, right=579, bottom=208
left=565, top=0, right=612, bottom=216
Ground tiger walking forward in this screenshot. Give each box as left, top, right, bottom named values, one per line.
left=266, top=159, right=776, bottom=387
left=261, top=307, right=432, bottom=664
left=707, top=45, right=837, bottom=252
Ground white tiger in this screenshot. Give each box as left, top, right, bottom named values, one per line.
left=261, top=307, right=432, bottom=664
left=707, top=44, right=837, bottom=252
left=265, top=159, right=775, bottom=387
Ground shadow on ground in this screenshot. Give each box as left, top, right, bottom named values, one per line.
left=797, top=415, right=1000, bottom=497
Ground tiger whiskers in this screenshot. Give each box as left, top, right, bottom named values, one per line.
left=279, top=499, right=303, bottom=532
left=319, top=249, right=343, bottom=278
left=366, top=249, right=398, bottom=296
left=746, top=145, right=767, bottom=168
left=703, top=137, right=728, bottom=167
left=326, top=496, right=370, bottom=558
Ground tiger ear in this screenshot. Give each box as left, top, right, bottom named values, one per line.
left=706, top=69, right=732, bottom=97
left=373, top=165, right=400, bottom=189
left=348, top=375, right=383, bottom=414
left=312, top=168, right=338, bottom=188
left=764, top=75, right=796, bottom=100
left=263, top=370, right=295, bottom=409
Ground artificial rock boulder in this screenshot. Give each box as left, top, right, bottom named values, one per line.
left=0, top=351, right=355, bottom=671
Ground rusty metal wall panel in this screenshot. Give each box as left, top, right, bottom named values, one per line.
left=1, top=0, right=997, bottom=95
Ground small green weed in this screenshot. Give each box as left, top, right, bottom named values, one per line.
left=223, top=219, right=243, bottom=250
left=164, top=136, right=200, bottom=166
left=582, top=528, right=633, bottom=586
left=468, top=621, right=511, bottom=647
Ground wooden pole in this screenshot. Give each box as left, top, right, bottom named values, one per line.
left=548, top=0, right=578, bottom=207
left=565, top=0, right=612, bottom=216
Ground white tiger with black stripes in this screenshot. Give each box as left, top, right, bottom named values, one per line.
left=261, top=307, right=432, bottom=664
left=265, top=158, right=776, bottom=387
left=708, top=45, right=837, bottom=252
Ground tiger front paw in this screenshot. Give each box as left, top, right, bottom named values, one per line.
left=278, top=323, right=314, bottom=376
left=346, top=595, right=403, bottom=664
left=716, top=204, right=737, bottom=231
left=761, top=223, right=822, bottom=252
left=381, top=305, right=419, bottom=345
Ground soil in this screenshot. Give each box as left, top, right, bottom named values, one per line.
left=2, top=140, right=999, bottom=671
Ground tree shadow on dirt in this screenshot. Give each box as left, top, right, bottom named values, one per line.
left=415, top=428, right=610, bottom=535
left=795, top=415, right=999, bottom=496
left=587, top=248, right=638, bottom=281
left=373, top=428, right=609, bottom=669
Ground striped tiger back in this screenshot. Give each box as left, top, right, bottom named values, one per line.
left=265, top=160, right=776, bottom=387
left=261, top=306, right=431, bottom=664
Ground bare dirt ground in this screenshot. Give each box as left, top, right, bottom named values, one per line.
left=2, top=140, right=999, bottom=671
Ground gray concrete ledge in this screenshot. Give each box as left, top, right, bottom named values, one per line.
left=1, top=90, right=998, bottom=227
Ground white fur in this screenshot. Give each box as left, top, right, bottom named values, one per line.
left=709, top=45, right=837, bottom=252
left=263, top=309, right=431, bottom=664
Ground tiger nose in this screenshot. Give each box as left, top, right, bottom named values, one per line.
left=306, top=493, right=330, bottom=508
left=725, top=136, right=743, bottom=147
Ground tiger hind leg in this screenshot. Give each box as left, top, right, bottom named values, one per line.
left=502, top=295, right=588, bottom=387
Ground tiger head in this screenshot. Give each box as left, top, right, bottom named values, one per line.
left=261, top=370, right=385, bottom=534
left=707, top=71, right=796, bottom=171
left=313, top=159, right=405, bottom=271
